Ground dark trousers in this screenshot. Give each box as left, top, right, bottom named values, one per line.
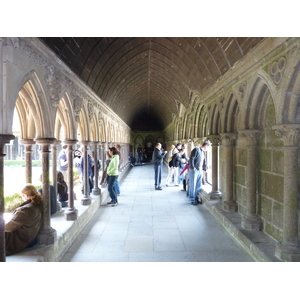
left=154, top=164, right=162, bottom=187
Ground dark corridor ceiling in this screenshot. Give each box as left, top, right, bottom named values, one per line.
left=39, top=37, right=264, bottom=131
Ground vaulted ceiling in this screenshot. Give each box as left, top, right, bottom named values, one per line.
left=39, top=37, right=264, bottom=131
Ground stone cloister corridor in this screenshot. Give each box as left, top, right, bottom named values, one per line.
left=0, top=33, right=299, bottom=298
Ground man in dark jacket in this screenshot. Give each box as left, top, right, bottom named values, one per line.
left=188, top=141, right=209, bottom=205
left=152, top=143, right=167, bottom=190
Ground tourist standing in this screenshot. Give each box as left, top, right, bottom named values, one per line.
left=152, top=143, right=167, bottom=190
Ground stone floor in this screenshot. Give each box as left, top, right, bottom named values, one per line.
left=60, top=163, right=254, bottom=262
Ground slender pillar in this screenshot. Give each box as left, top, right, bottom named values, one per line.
left=208, top=135, right=222, bottom=200
left=81, top=141, right=91, bottom=205
left=0, top=134, right=15, bottom=262
left=64, top=139, right=78, bottom=220
left=51, top=140, right=61, bottom=212
left=100, top=142, right=107, bottom=188
left=239, top=130, right=262, bottom=230
left=34, top=138, right=57, bottom=245
left=19, top=139, right=35, bottom=184
left=273, top=124, right=300, bottom=261
left=220, top=133, right=237, bottom=211
left=92, top=141, right=100, bottom=195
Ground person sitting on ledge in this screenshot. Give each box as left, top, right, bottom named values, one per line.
left=57, top=171, right=69, bottom=207
left=5, top=184, right=43, bottom=256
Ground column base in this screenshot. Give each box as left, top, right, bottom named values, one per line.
left=275, top=241, right=300, bottom=262
left=222, top=200, right=237, bottom=212
left=210, top=190, right=222, bottom=200
left=81, top=196, right=91, bottom=206
left=64, top=208, right=78, bottom=221
left=241, top=214, right=262, bottom=230
left=38, top=228, right=57, bottom=245
left=92, top=188, right=101, bottom=195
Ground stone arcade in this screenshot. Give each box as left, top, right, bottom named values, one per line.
left=0, top=37, right=299, bottom=262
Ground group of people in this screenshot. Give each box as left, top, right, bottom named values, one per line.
left=152, top=141, right=210, bottom=205
left=4, top=141, right=208, bottom=256
left=4, top=144, right=121, bottom=256
left=61, top=145, right=101, bottom=196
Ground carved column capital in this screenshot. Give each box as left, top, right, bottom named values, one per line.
left=272, top=124, right=300, bottom=147
left=19, top=138, right=36, bottom=146
left=239, top=129, right=262, bottom=146
left=63, top=139, right=78, bottom=146
left=220, top=132, right=237, bottom=146
left=80, top=140, right=90, bottom=147
left=207, top=135, right=221, bottom=146
left=34, top=137, right=56, bottom=146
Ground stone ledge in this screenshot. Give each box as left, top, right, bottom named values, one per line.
left=199, top=189, right=282, bottom=262
left=5, top=165, right=131, bottom=262
left=6, top=193, right=102, bottom=262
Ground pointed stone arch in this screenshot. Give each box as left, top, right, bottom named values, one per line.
left=196, top=105, right=208, bottom=138
left=208, top=103, right=221, bottom=135
left=221, top=93, right=240, bottom=133
left=15, top=72, right=53, bottom=139
left=54, top=93, right=77, bottom=141
left=281, top=60, right=300, bottom=124
left=78, top=105, right=90, bottom=141
left=242, top=76, right=272, bottom=130
left=98, top=112, right=106, bottom=142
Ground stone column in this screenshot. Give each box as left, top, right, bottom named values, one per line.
left=34, top=138, right=57, bottom=245
left=51, top=140, right=61, bottom=212
left=92, top=142, right=100, bottom=195
left=64, top=139, right=78, bottom=221
left=0, top=134, right=15, bottom=262
left=81, top=141, right=91, bottom=205
left=19, top=139, right=35, bottom=184
left=220, top=133, right=237, bottom=212
left=273, top=124, right=300, bottom=261
left=207, top=135, right=222, bottom=200
left=239, top=129, right=262, bottom=230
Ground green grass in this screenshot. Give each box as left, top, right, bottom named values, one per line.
left=4, top=160, right=52, bottom=167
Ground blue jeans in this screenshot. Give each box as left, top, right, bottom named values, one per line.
left=114, top=179, right=120, bottom=195
left=137, top=153, right=142, bottom=163
left=107, top=175, right=118, bottom=203
left=188, top=169, right=202, bottom=203
left=154, top=164, right=162, bottom=187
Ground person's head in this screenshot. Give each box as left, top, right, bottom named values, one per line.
left=21, top=184, right=42, bottom=205
left=74, top=150, right=81, bottom=158
left=62, top=144, right=68, bottom=151
left=201, top=141, right=210, bottom=151
left=176, top=143, right=182, bottom=149
left=169, top=145, right=175, bottom=151
left=156, top=143, right=162, bottom=150
left=109, top=147, right=119, bottom=156
left=57, top=170, right=65, bottom=183
left=178, top=149, right=184, bottom=156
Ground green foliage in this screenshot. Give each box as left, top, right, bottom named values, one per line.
left=4, top=193, right=23, bottom=212
left=4, top=185, right=42, bottom=212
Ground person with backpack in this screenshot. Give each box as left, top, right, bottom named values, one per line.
left=166, top=149, right=183, bottom=187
